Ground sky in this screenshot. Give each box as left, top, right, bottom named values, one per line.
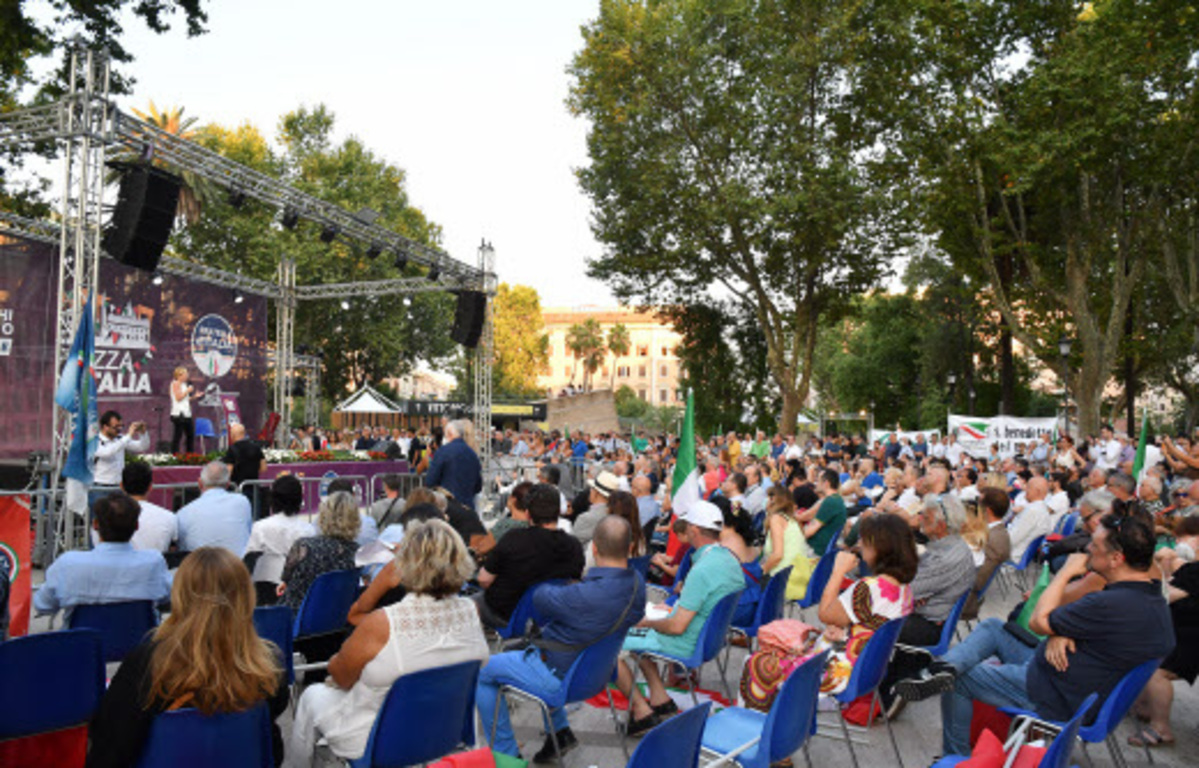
left=103, top=0, right=614, bottom=304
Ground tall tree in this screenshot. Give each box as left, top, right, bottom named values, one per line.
left=569, top=0, right=900, bottom=432
left=565, top=318, right=605, bottom=391
left=606, top=322, right=631, bottom=389
left=491, top=283, right=550, bottom=398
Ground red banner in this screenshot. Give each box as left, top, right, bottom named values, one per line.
left=0, top=494, right=32, bottom=637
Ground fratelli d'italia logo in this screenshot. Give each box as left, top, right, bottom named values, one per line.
left=191, top=314, right=238, bottom=379
left=0, top=540, right=18, bottom=583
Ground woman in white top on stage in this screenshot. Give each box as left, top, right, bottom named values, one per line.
left=169, top=366, right=201, bottom=454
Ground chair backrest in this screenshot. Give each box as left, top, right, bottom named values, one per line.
left=561, top=629, right=629, bottom=704
left=694, top=589, right=745, bottom=666
left=134, top=702, right=273, bottom=768
left=746, top=566, right=792, bottom=632
left=630, top=554, right=653, bottom=579
left=357, top=660, right=482, bottom=767
left=195, top=417, right=216, bottom=437
left=762, top=649, right=830, bottom=763
left=926, top=589, right=971, bottom=656
left=1041, top=693, right=1098, bottom=768
left=1079, top=658, right=1161, bottom=741
left=1059, top=513, right=1079, bottom=537
left=841, top=616, right=906, bottom=701
left=0, top=629, right=105, bottom=740
left=292, top=569, right=361, bottom=638
left=665, top=549, right=695, bottom=607
left=800, top=550, right=837, bottom=608
left=824, top=526, right=842, bottom=555
left=252, top=605, right=295, bottom=685
left=495, top=581, right=545, bottom=640
left=68, top=599, right=158, bottom=663
left=1017, top=535, right=1045, bottom=569
left=626, top=701, right=711, bottom=768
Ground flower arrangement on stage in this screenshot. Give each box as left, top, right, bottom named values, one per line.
left=296, top=450, right=336, bottom=462
left=136, top=452, right=220, bottom=467
left=367, top=451, right=391, bottom=461
left=139, top=449, right=406, bottom=467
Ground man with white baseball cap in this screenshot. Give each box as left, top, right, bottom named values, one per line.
left=612, top=499, right=744, bottom=737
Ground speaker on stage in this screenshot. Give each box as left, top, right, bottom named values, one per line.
left=451, top=290, right=487, bottom=348
left=102, top=163, right=182, bottom=273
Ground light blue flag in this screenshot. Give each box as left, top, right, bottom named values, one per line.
left=55, top=297, right=99, bottom=484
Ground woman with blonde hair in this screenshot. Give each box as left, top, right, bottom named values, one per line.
left=279, top=491, right=361, bottom=611
left=168, top=365, right=201, bottom=454
left=87, top=547, right=287, bottom=768
left=284, top=519, right=490, bottom=767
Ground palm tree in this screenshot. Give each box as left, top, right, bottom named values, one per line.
left=113, top=102, right=217, bottom=225
left=607, top=322, right=631, bottom=390
left=566, top=318, right=605, bottom=391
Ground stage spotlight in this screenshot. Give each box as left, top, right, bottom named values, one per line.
left=320, top=225, right=339, bottom=243
left=233, top=290, right=245, bottom=304
left=366, top=243, right=382, bottom=260
left=340, top=300, right=350, bottom=310
left=281, top=207, right=300, bottom=229
left=150, top=271, right=163, bottom=286
left=393, top=253, right=408, bottom=271
left=229, top=189, right=247, bottom=209
left=427, top=262, right=441, bottom=281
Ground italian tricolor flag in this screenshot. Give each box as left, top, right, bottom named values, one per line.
left=671, top=391, right=701, bottom=515
left=960, top=421, right=988, bottom=440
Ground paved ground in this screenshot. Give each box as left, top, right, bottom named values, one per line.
left=25, top=569, right=1198, bottom=767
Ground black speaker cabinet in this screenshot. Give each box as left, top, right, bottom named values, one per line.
left=102, top=163, right=182, bottom=272
left=451, top=290, right=487, bottom=348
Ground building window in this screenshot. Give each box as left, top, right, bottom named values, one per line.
left=661, top=346, right=669, bottom=357
left=659, top=364, right=668, bottom=377
left=676, top=389, right=685, bottom=401
left=602, top=366, right=609, bottom=377
left=638, top=365, right=647, bottom=378
left=564, top=366, right=571, bottom=377
left=638, top=389, right=647, bottom=401
left=659, top=389, right=667, bottom=403
left=617, top=366, right=630, bottom=378
left=637, top=345, right=649, bottom=357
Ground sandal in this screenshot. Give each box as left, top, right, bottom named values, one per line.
left=1128, top=726, right=1174, bottom=748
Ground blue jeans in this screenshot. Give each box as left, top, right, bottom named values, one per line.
left=941, top=618, right=1037, bottom=756
left=477, top=648, right=570, bottom=757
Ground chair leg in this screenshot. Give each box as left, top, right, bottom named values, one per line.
left=489, top=689, right=507, bottom=748
left=1081, top=741, right=1095, bottom=768
left=880, top=696, right=905, bottom=768
left=539, top=701, right=563, bottom=768
left=1105, top=733, right=1129, bottom=768
left=802, top=742, right=813, bottom=768
left=715, top=652, right=735, bottom=702
left=686, top=663, right=700, bottom=709
left=606, top=685, right=630, bottom=760
left=838, top=708, right=862, bottom=768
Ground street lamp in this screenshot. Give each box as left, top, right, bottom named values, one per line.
left=969, top=388, right=977, bottom=416
left=1059, top=335, right=1073, bottom=437
left=947, top=372, right=957, bottom=423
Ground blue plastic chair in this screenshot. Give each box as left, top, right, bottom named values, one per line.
left=1059, top=512, right=1079, bottom=537
left=194, top=417, right=216, bottom=452
left=134, top=702, right=273, bottom=768
left=1001, top=534, right=1046, bottom=592
left=999, top=659, right=1161, bottom=768
left=68, top=599, right=158, bottom=662
left=627, top=701, right=711, bottom=768
left=932, top=693, right=1097, bottom=768
left=730, top=566, right=792, bottom=651
left=253, top=605, right=295, bottom=685
left=630, top=554, right=653, bottom=580
left=490, top=631, right=631, bottom=765
left=349, top=660, right=481, bottom=768
left=793, top=550, right=836, bottom=612
left=664, top=549, right=695, bottom=607
left=701, top=649, right=829, bottom=768
left=818, top=616, right=907, bottom=768
left=638, top=589, right=744, bottom=703
left=0, top=629, right=105, bottom=741
left=292, top=569, right=361, bottom=638
left=491, top=580, right=563, bottom=650
left=823, top=526, right=842, bottom=555
left=909, top=589, right=970, bottom=658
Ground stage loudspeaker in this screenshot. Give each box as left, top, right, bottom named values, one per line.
left=102, top=163, right=182, bottom=273
left=451, top=290, right=487, bottom=348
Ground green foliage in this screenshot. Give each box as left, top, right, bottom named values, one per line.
left=171, top=106, right=456, bottom=402
left=492, top=283, right=550, bottom=398
left=565, top=318, right=606, bottom=390
left=614, top=385, right=648, bottom=420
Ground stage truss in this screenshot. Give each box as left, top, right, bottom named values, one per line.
left=0, top=45, right=496, bottom=559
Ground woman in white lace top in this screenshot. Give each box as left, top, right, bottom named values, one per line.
left=284, top=519, right=490, bottom=767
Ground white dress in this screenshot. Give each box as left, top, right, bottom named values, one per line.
left=284, top=594, right=490, bottom=767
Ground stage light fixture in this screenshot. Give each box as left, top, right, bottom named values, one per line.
left=150, top=271, right=163, bottom=286
left=281, top=207, right=300, bottom=229
left=427, top=262, right=441, bottom=281
left=229, top=189, right=247, bottom=209
left=233, top=290, right=245, bottom=304
left=393, top=253, right=408, bottom=271
left=366, top=243, right=382, bottom=260
left=320, top=225, right=339, bottom=243
left=340, top=300, right=350, bottom=310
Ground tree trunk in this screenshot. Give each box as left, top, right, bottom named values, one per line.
left=779, top=389, right=804, bottom=436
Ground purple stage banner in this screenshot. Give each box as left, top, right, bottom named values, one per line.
left=0, top=235, right=270, bottom=459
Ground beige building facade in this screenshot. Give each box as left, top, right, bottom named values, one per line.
left=540, top=306, right=685, bottom=405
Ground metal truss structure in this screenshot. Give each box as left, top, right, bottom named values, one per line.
left=0, top=45, right=496, bottom=557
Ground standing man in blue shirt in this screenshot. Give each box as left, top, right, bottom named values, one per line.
left=477, top=514, right=646, bottom=762
left=426, top=419, right=483, bottom=511
left=34, top=492, right=171, bottom=621
left=176, top=461, right=253, bottom=554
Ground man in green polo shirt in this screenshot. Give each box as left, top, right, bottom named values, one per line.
left=801, top=468, right=847, bottom=555
left=616, top=500, right=743, bottom=736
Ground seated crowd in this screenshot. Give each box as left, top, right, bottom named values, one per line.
left=11, top=421, right=1199, bottom=766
